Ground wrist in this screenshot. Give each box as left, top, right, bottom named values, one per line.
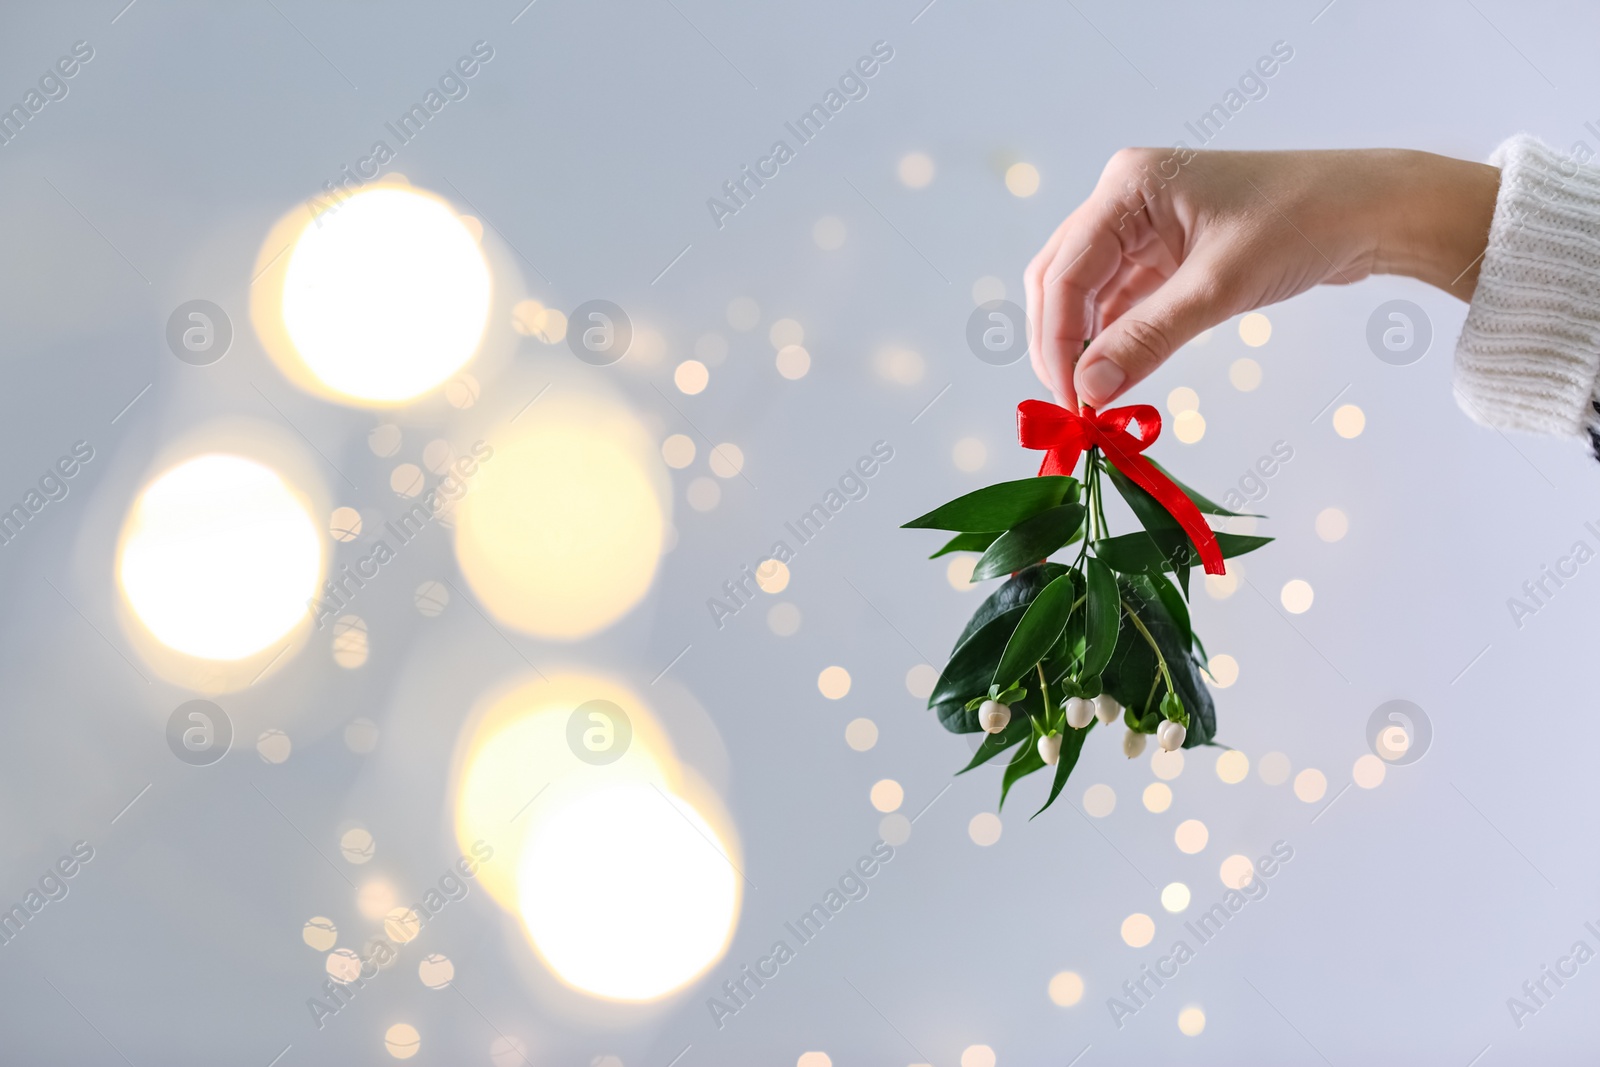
left=1372, top=150, right=1500, bottom=301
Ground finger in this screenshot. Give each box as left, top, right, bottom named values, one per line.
left=1098, top=262, right=1168, bottom=326
left=1024, top=219, right=1070, bottom=392
left=1040, top=215, right=1126, bottom=406
left=1074, top=252, right=1232, bottom=408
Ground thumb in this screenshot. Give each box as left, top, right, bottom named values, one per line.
left=1073, top=257, right=1228, bottom=408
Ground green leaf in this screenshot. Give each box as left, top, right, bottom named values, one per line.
left=1033, top=721, right=1093, bottom=818
left=1093, top=530, right=1272, bottom=576
left=903, top=476, right=1079, bottom=533
left=992, top=574, right=1076, bottom=690
left=956, top=713, right=1032, bottom=773
left=928, top=606, right=1027, bottom=731
left=1139, top=571, right=1192, bottom=653
left=999, top=737, right=1045, bottom=811
left=1098, top=578, right=1217, bottom=746
left=1145, top=457, right=1257, bottom=517
left=952, top=563, right=1067, bottom=651
left=1081, top=557, right=1119, bottom=679
left=1105, top=464, right=1180, bottom=534
left=929, top=531, right=1001, bottom=559
left=971, top=504, right=1086, bottom=581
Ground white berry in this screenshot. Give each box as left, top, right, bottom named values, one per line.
left=1093, top=694, right=1122, bottom=726
left=1064, top=696, right=1095, bottom=730
left=1123, top=728, right=1147, bottom=758
left=1157, top=720, right=1187, bottom=752
left=978, top=700, right=1010, bottom=734
left=1038, top=733, right=1062, bottom=766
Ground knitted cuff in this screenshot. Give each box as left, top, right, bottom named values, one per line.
left=1453, top=133, right=1600, bottom=445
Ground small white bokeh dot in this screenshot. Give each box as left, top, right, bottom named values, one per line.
left=776, top=344, right=811, bottom=379
left=1220, top=854, right=1255, bottom=889
left=1049, top=971, right=1084, bottom=1007
left=1175, top=819, right=1209, bottom=854
left=329, top=506, right=362, bottom=542
left=1239, top=312, right=1271, bottom=347
left=968, top=812, right=1003, bottom=846
left=369, top=424, right=402, bottom=457
left=1333, top=404, right=1366, bottom=438
left=1280, top=579, right=1315, bottom=614
left=675, top=360, right=709, bottom=395
left=1230, top=357, right=1262, bottom=391
left=952, top=437, right=987, bottom=472
left=418, top=953, right=454, bottom=990
left=879, top=813, right=911, bottom=845
left=662, top=433, right=696, bottom=469
left=1259, top=751, right=1291, bottom=786
left=414, top=580, right=449, bottom=616
left=340, top=827, right=375, bottom=864
left=1215, top=750, right=1249, bottom=784
left=818, top=666, right=851, bottom=699
left=1353, top=753, right=1387, bottom=788
left=686, top=477, right=720, bottom=512
left=844, top=718, right=878, bottom=752
left=971, top=276, right=1006, bottom=306
left=1207, top=654, right=1239, bottom=687
left=1121, top=912, right=1155, bottom=948
left=345, top=717, right=380, bottom=754
left=870, top=779, right=903, bottom=813
left=256, top=728, right=291, bottom=764
left=767, top=602, right=801, bottom=636
left=1316, top=507, right=1349, bottom=542
left=303, top=916, right=337, bottom=951
left=1294, top=768, right=1328, bottom=803
left=709, top=443, right=745, bottom=479
left=898, top=151, right=935, bottom=189
left=905, top=664, right=938, bottom=699
left=1083, top=783, right=1116, bottom=817
left=813, top=216, right=847, bottom=250
left=1151, top=749, right=1184, bottom=781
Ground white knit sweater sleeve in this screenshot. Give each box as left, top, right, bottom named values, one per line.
left=1454, top=133, right=1600, bottom=448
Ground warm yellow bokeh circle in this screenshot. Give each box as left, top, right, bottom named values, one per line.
left=270, top=183, right=491, bottom=405
left=117, top=454, right=322, bottom=660
left=452, top=673, right=740, bottom=1003
left=453, top=397, right=666, bottom=639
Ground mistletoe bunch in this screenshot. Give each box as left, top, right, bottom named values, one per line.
left=903, top=402, right=1271, bottom=817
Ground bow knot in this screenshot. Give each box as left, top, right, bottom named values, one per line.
left=1016, top=399, right=1224, bottom=575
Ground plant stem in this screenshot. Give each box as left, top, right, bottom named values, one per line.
left=1120, top=597, right=1174, bottom=695
left=1036, top=662, right=1053, bottom=733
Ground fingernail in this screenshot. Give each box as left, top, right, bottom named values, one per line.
left=1077, top=360, right=1125, bottom=406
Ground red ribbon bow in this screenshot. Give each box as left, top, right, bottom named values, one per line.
left=1016, top=399, right=1225, bottom=575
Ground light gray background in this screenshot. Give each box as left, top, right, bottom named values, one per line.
left=1, top=0, right=1597, bottom=1063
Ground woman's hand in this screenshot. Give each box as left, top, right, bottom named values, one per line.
left=1023, top=147, right=1500, bottom=407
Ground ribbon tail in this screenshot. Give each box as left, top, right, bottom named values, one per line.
left=1105, top=449, right=1226, bottom=575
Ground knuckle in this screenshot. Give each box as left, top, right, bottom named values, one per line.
left=1116, top=317, right=1174, bottom=367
